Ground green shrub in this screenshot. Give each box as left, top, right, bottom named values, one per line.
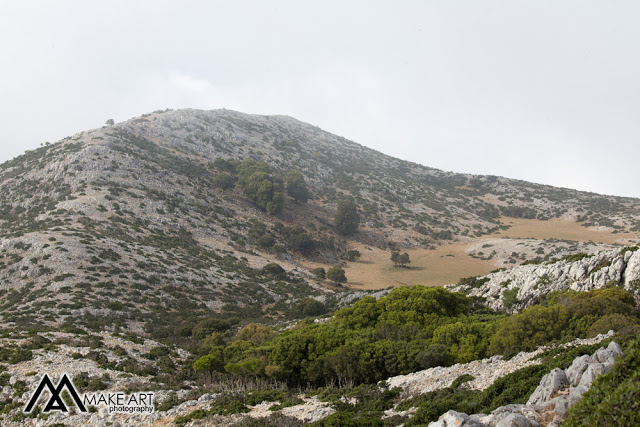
left=213, top=173, right=236, bottom=190
left=262, top=263, right=286, bottom=279
left=311, top=267, right=326, bottom=280
left=286, top=170, right=310, bottom=203
left=334, top=199, right=360, bottom=236
left=326, top=266, right=347, bottom=284
left=451, top=374, right=474, bottom=389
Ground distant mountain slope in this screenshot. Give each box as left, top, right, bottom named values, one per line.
left=0, top=108, right=639, bottom=334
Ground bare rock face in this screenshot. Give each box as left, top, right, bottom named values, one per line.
left=526, top=368, right=569, bottom=406
left=565, top=354, right=590, bottom=386
left=428, top=341, right=622, bottom=427
left=448, top=249, right=640, bottom=313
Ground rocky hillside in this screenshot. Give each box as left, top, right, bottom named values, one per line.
left=448, top=245, right=640, bottom=312
left=1, top=108, right=639, bottom=335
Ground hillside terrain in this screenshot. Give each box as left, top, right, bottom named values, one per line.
left=1, top=108, right=640, bottom=425
left=1, top=108, right=639, bottom=334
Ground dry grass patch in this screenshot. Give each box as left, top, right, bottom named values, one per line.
left=492, top=217, right=636, bottom=244
left=342, top=243, right=496, bottom=290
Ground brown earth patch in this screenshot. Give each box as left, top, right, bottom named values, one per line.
left=492, top=217, right=637, bottom=245
left=330, top=218, right=638, bottom=290
left=342, top=242, right=496, bottom=290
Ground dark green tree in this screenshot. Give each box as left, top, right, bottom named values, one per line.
left=286, top=170, right=310, bottom=203
left=346, top=250, right=361, bottom=261
left=391, top=250, right=410, bottom=267
left=334, top=199, right=360, bottom=235
left=237, top=159, right=285, bottom=214
left=284, top=225, right=315, bottom=255
left=327, top=266, right=347, bottom=284
left=242, top=171, right=284, bottom=214
left=262, top=263, right=286, bottom=278
left=212, top=173, right=236, bottom=190
left=311, top=267, right=326, bottom=280
left=193, top=349, right=225, bottom=383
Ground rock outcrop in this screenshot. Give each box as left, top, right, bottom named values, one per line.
left=428, top=341, right=623, bottom=427
left=385, top=332, right=613, bottom=395
left=447, top=248, right=640, bottom=312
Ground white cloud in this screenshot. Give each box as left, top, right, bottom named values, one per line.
left=169, top=72, right=213, bottom=93
left=0, top=1, right=638, bottom=198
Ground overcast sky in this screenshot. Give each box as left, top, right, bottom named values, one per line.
left=1, top=1, right=638, bottom=198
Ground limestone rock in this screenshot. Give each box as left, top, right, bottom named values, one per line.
left=565, top=354, right=590, bottom=386
left=428, top=410, right=488, bottom=427
left=570, top=362, right=606, bottom=399
left=543, top=395, right=571, bottom=418
left=624, top=251, right=640, bottom=288
left=490, top=405, right=541, bottom=426
left=447, top=248, right=640, bottom=312
left=426, top=342, right=622, bottom=427
left=606, top=341, right=623, bottom=357
left=495, top=413, right=540, bottom=427
left=526, top=368, right=569, bottom=406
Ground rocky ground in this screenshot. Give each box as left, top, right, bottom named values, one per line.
left=428, top=340, right=623, bottom=427
left=0, top=329, right=621, bottom=426
left=385, top=332, right=614, bottom=402
left=464, top=238, right=618, bottom=268
left=449, top=246, right=640, bottom=312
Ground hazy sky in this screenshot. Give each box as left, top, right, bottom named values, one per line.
left=1, top=1, right=638, bottom=198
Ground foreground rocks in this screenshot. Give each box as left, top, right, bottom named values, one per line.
left=385, top=332, right=614, bottom=395
left=428, top=341, right=623, bottom=427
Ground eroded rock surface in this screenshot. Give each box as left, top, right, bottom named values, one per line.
left=428, top=341, right=622, bottom=427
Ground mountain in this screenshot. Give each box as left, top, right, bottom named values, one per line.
left=1, top=108, right=639, bottom=337
left=1, top=108, right=640, bottom=425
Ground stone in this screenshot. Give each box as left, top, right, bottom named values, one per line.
left=570, top=362, right=606, bottom=399
left=428, top=409, right=488, bottom=426
left=543, top=395, right=571, bottom=418
left=624, top=251, right=640, bottom=289
left=490, top=404, right=541, bottom=426
left=591, top=347, right=617, bottom=366
left=607, top=341, right=623, bottom=357
left=495, top=413, right=540, bottom=427
left=565, top=354, right=590, bottom=386
left=198, top=393, right=214, bottom=402
left=526, top=368, right=569, bottom=406
left=447, top=247, right=640, bottom=312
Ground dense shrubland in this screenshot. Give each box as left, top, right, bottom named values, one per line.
left=176, top=285, right=640, bottom=426
left=190, top=286, right=639, bottom=388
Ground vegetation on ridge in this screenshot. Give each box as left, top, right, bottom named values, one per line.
left=188, top=287, right=639, bottom=389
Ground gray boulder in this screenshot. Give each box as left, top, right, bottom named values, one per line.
left=607, top=341, right=623, bottom=357
left=495, top=413, right=540, bottom=427
left=526, top=368, right=569, bottom=406
left=570, top=362, right=606, bottom=399
left=542, top=395, right=571, bottom=418
left=490, top=405, right=541, bottom=426
left=428, top=410, right=488, bottom=427
left=565, top=354, right=590, bottom=386
left=592, top=347, right=616, bottom=367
